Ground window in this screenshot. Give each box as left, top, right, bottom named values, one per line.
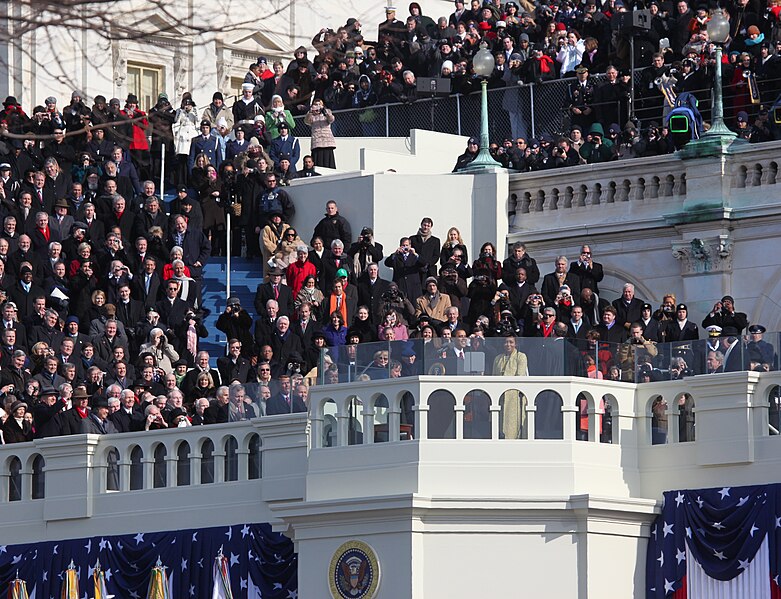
left=127, top=63, right=162, bottom=111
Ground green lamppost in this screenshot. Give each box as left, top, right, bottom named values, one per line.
left=703, top=9, right=735, bottom=140
left=463, top=42, right=503, bottom=170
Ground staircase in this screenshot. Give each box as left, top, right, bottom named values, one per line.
left=200, top=257, right=262, bottom=364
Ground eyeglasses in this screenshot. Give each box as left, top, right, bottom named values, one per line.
left=542, top=314, right=554, bottom=318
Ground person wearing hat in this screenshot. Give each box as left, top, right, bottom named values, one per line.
left=2, top=398, right=32, bottom=443
left=702, top=295, right=749, bottom=336
left=79, top=395, right=118, bottom=435
left=50, top=197, right=74, bottom=241
left=52, top=385, right=92, bottom=436
left=32, top=385, right=65, bottom=438
left=567, top=64, right=596, bottom=131
left=201, top=91, right=234, bottom=131
left=269, top=119, right=300, bottom=172
left=119, top=94, right=152, bottom=183
left=665, top=303, right=699, bottom=343
left=187, top=118, right=223, bottom=171
left=746, top=324, right=777, bottom=371
left=379, top=5, right=406, bottom=43
left=415, top=276, right=452, bottom=329
left=232, top=82, right=265, bottom=137
left=452, top=136, right=480, bottom=171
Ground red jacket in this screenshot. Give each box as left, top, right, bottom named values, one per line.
left=121, top=109, right=150, bottom=150
left=286, top=259, right=317, bottom=297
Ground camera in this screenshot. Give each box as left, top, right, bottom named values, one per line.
left=381, top=289, right=400, bottom=302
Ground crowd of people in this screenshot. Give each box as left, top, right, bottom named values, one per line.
left=0, top=1, right=779, bottom=443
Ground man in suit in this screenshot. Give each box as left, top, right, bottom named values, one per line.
left=612, top=283, right=645, bottom=333
left=92, top=318, right=129, bottom=364
left=566, top=305, right=589, bottom=348
left=168, top=214, right=210, bottom=281
left=132, top=256, right=164, bottom=307
left=568, top=244, right=604, bottom=295
left=357, top=263, right=391, bottom=324
left=155, top=279, right=190, bottom=330
left=115, top=283, right=144, bottom=347
left=50, top=198, right=74, bottom=240
left=28, top=308, right=64, bottom=350
left=254, top=267, right=294, bottom=317
left=51, top=386, right=91, bottom=436
left=254, top=299, right=280, bottom=350
left=499, top=266, right=537, bottom=320
left=269, top=315, right=303, bottom=367
left=541, top=256, right=581, bottom=309
left=8, top=265, right=45, bottom=319
left=216, top=339, right=253, bottom=384
left=266, top=374, right=307, bottom=414
left=110, top=389, right=144, bottom=433
left=7, top=235, right=41, bottom=279
left=203, top=385, right=231, bottom=424
left=80, top=395, right=119, bottom=434
left=181, top=350, right=222, bottom=396
left=596, top=306, right=626, bottom=344
left=292, top=302, right=317, bottom=348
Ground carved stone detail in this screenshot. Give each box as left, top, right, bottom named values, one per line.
left=671, top=234, right=734, bottom=275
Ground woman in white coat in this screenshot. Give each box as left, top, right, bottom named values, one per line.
left=172, top=98, right=199, bottom=187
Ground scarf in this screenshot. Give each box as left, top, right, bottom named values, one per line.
left=187, top=322, right=198, bottom=356
left=328, top=293, right=348, bottom=324
left=428, top=291, right=441, bottom=310
left=417, top=227, right=431, bottom=241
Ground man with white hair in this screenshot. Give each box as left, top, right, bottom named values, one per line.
left=612, top=283, right=646, bottom=332
left=270, top=315, right=303, bottom=367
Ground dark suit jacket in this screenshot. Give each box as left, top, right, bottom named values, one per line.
left=216, top=355, right=253, bottom=384
left=167, top=229, right=211, bottom=279
left=612, top=297, right=645, bottom=330
left=596, top=323, right=626, bottom=344
left=80, top=413, right=119, bottom=434
left=110, top=407, right=144, bottom=433
left=500, top=281, right=537, bottom=319
left=266, top=393, right=307, bottom=415
left=155, top=297, right=190, bottom=329
left=541, top=273, right=581, bottom=308
left=115, top=299, right=145, bottom=333
left=357, top=276, right=391, bottom=323
left=29, top=227, right=62, bottom=256
left=665, top=319, right=699, bottom=342
left=8, top=282, right=46, bottom=319
left=254, top=282, right=294, bottom=317
left=132, top=271, right=164, bottom=307
left=568, top=260, right=604, bottom=295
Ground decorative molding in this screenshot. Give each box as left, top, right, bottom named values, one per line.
left=112, top=41, right=127, bottom=91
left=671, top=234, right=734, bottom=275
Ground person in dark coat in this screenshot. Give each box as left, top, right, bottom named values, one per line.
left=701, top=295, right=749, bottom=336
left=266, top=374, right=307, bottom=415
left=612, top=283, right=646, bottom=333
left=568, top=244, right=604, bottom=295
left=80, top=395, right=118, bottom=434
left=51, top=386, right=91, bottom=436
left=2, top=399, right=33, bottom=443
left=384, top=237, right=425, bottom=303
left=32, top=387, right=65, bottom=439
left=216, top=339, right=254, bottom=384
left=311, top=200, right=352, bottom=249
left=409, top=217, right=441, bottom=280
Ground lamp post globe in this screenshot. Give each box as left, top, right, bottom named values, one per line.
left=703, top=9, right=735, bottom=138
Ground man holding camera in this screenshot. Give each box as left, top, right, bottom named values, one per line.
left=617, top=323, right=658, bottom=381
left=216, top=297, right=254, bottom=357
left=347, top=227, right=384, bottom=279
left=701, top=295, right=748, bottom=336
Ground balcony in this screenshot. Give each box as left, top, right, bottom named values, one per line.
left=508, top=139, right=781, bottom=241
left=0, top=415, right=308, bottom=544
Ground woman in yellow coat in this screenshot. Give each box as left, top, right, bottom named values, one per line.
left=492, top=335, right=529, bottom=439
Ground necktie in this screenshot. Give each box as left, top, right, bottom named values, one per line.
left=274, top=285, right=279, bottom=300
left=459, top=351, right=464, bottom=361
left=37, top=189, right=43, bottom=204
left=284, top=395, right=290, bottom=406
left=145, top=275, right=151, bottom=293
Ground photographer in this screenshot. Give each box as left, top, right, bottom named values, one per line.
left=138, top=327, right=179, bottom=374
left=701, top=295, right=749, bottom=335
left=551, top=137, right=581, bottom=168
left=634, top=122, right=675, bottom=157
left=579, top=122, right=615, bottom=163
left=493, top=308, right=523, bottom=337
left=616, top=323, right=658, bottom=381
left=347, top=227, right=384, bottom=278
left=215, top=296, right=254, bottom=356
left=304, top=98, right=337, bottom=169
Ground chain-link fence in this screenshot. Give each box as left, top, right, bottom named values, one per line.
left=290, top=69, right=781, bottom=142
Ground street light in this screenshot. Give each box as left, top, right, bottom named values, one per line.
left=463, top=42, right=503, bottom=169
left=704, top=9, right=735, bottom=139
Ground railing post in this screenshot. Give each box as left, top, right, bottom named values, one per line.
left=385, top=105, right=389, bottom=137
left=455, top=404, right=465, bottom=440
left=529, top=82, right=536, bottom=139
left=456, top=94, right=462, bottom=136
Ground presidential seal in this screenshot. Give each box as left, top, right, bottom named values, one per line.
left=329, top=540, right=381, bottom=599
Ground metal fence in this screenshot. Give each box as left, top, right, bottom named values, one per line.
left=290, top=69, right=781, bottom=142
